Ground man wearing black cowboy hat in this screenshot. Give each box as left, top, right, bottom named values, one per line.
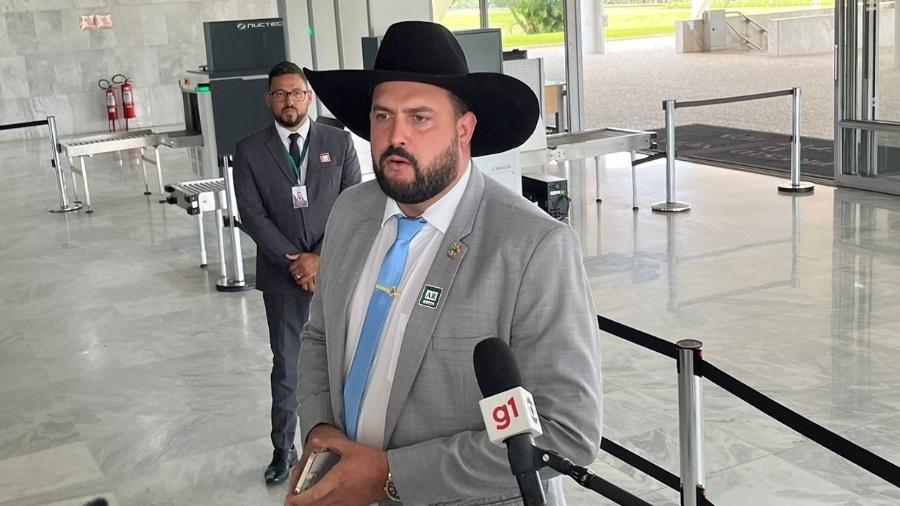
left=289, top=22, right=602, bottom=505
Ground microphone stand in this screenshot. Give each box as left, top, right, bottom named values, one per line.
left=532, top=447, right=654, bottom=506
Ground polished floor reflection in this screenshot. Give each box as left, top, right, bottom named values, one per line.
left=0, top=139, right=898, bottom=505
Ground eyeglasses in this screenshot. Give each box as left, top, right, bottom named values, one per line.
left=269, top=89, right=309, bottom=102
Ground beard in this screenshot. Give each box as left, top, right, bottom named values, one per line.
left=274, top=106, right=303, bottom=128
left=373, top=136, right=459, bottom=204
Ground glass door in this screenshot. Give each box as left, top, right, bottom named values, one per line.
left=835, top=0, right=900, bottom=192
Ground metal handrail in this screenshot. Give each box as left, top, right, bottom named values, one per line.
left=726, top=21, right=763, bottom=51
left=840, top=119, right=900, bottom=135
left=727, top=10, right=768, bottom=33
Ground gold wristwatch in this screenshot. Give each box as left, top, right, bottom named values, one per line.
left=384, top=472, right=400, bottom=501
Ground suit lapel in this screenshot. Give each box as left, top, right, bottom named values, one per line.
left=304, top=121, right=324, bottom=199
left=328, top=190, right=386, bottom=429
left=264, top=126, right=297, bottom=185
left=383, top=168, right=486, bottom=444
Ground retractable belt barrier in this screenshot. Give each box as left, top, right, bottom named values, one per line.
left=595, top=314, right=900, bottom=506
left=1, top=116, right=81, bottom=213
left=653, top=87, right=813, bottom=215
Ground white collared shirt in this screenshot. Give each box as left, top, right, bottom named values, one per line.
left=344, top=163, right=472, bottom=448
left=274, top=117, right=311, bottom=184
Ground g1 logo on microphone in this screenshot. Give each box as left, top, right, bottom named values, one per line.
left=492, top=396, right=519, bottom=430
left=479, top=386, right=544, bottom=446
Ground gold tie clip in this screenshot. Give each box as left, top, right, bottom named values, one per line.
left=375, top=284, right=401, bottom=298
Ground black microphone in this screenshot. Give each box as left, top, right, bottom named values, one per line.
left=474, top=338, right=546, bottom=506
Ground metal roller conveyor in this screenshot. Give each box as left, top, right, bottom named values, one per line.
left=520, top=128, right=657, bottom=210
left=164, top=165, right=254, bottom=293
left=164, top=178, right=227, bottom=271
left=59, top=129, right=166, bottom=213
left=165, top=178, right=227, bottom=215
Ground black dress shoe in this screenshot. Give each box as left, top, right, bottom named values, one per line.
left=264, top=446, right=299, bottom=485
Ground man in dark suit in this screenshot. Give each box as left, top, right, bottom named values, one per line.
left=233, top=61, right=361, bottom=486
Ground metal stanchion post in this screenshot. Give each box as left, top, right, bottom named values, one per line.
left=779, top=87, right=814, bottom=193
left=790, top=195, right=800, bottom=288
left=652, top=100, right=691, bottom=213
left=140, top=147, right=151, bottom=195
left=155, top=147, right=166, bottom=203
left=46, top=116, right=82, bottom=213
left=197, top=213, right=208, bottom=269
left=677, top=339, right=706, bottom=506
left=215, top=208, right=227, bottom=279
left=216, top=155, right=255, bottom=292
left=630, top=150, right=638, bottom=210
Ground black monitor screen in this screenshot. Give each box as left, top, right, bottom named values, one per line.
left=204, top=18, right=286, bottom=75
left=362, top=28, right=503, bottom=73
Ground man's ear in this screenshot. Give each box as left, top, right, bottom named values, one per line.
left=457, top=111, right=477, bottom=151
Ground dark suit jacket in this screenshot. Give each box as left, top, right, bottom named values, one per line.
left=233, top=120, right=361, bottom=294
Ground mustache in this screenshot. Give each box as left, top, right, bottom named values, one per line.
left=379, top=145, right=419, bottom=168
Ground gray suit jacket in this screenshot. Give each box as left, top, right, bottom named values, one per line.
left=299, top=167, right=602, bottom=505
left=233, top=121, right=361, bottom=294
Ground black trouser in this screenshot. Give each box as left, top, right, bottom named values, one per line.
left=263, top=291, right=311, bottom=452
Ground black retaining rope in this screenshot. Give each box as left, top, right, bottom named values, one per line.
left=595, top=314, right=900, bottom=494
left=601, top=437, right=681, bottom=492
left=702, top=361, right=900, bottom=488
left=601, top=438, right=719, bottom=505
left=597, top=315, right=679, bottom=360
left=631, top=152, right=666, bottom=167
left=674, top=89, right=794, bottom=109
left=0, top=119, right=48, bottom=132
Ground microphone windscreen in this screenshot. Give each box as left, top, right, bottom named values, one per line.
left=473, top=337, right=523, bottom=397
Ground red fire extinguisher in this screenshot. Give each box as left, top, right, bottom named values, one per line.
left=98, top=78, right=117, bottom=132
left=119, top=76, right=137, bottom=131
left=112, top=74, right=136, bottom=131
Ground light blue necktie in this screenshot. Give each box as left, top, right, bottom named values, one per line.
left=344, top=214, right=427, bottom=440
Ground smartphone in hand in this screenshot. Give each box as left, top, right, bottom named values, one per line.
left=294, top=449, right=341, bottom=494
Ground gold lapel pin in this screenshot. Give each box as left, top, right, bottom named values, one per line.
left=447, top=242, right=464, bottom=258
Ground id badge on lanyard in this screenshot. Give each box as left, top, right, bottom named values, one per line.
left=287, top=134, right=312, bottom=209
left=292, top=185, right=309, bottom=209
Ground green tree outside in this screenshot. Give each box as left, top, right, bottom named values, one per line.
left=439, top=1, right=835, bottom=49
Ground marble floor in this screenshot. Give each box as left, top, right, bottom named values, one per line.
left=0, top=137, right=898, bottom=506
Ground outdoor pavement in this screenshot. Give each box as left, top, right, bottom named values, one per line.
left=530, top=36, right=898, bottom=140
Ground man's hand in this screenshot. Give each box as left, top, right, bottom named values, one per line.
left=287, top=424, right=346, bottom=496
left=285, top=253, right=320, bottom=293
left=285, top=430, right=389, bottom=506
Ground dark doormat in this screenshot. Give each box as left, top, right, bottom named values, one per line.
left=650, top=124, right=835, bottom=180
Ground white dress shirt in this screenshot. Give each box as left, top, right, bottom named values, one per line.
left=274, top=117, right=311, bottom=184
left=344, top=163, right=472, bottom=448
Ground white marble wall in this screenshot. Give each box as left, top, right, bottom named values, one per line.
left=675, top=8, right=838, bottom=54
left=768, top=15, right=833, bottom=57
left=676, top=19, right=705, bottom=53
left=0, top=0, right=278, bottom=143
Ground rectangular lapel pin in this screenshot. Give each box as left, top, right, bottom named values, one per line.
left=320, top=152, right=331, bottom=163
left=418, top=285, right=443, bottom=309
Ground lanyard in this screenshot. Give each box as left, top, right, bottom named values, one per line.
left=284, top=133, right=312, bottom=183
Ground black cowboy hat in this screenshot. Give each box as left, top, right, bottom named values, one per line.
left=303, top=21, right=539, bottom=157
